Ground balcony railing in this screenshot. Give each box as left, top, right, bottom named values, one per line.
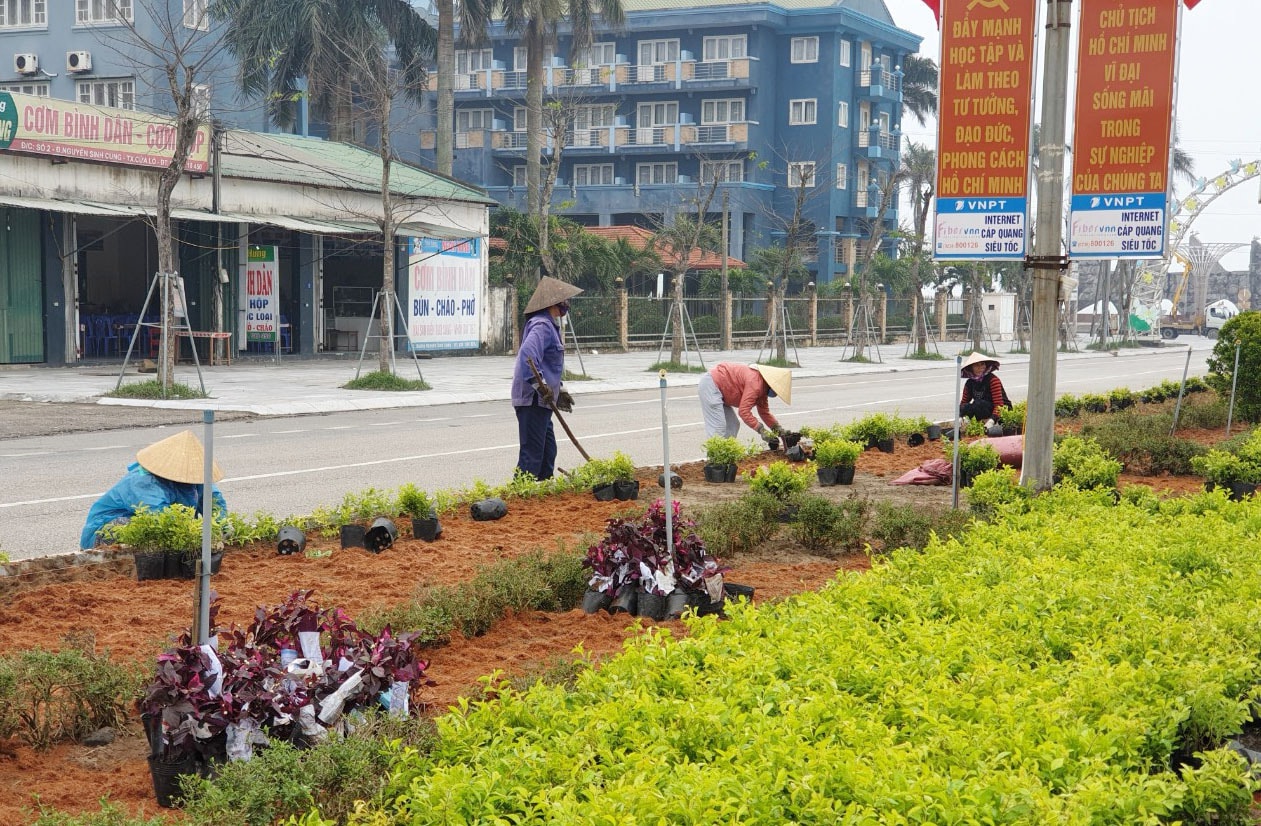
left=567, top=127, right=612, bottom=148
left=687, top=122, right=750, bottom=144
left=857, top=129, right=899, bottom=152
left=859, top=68, right=901, bottom=93
left=454, top=130, right=487, bottom=149
left=628, top=125, right=672, bottom=146
left=493, top=131, right=529, bottom=150
left=686, top=58, right=753, bottom=81
left=555, top=66, right=610, bottom=86
left=440, top=56, right=757, bottom=94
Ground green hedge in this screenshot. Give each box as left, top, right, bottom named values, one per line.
left=334, top=487, right=1261, bottom=824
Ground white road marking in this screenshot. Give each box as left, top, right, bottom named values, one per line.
left=220, top=433, right=255, bottom=439
left=273, top=429, right=309, bottom=434
left=0, top=451, right=53, bottom=458
left=81, top=445, right=125, bottom=451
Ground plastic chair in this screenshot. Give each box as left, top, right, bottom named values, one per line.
left=280, top=315, right=292, bottom=353
left=91, top=315, right=119, bottom=357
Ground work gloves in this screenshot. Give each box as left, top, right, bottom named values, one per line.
left=534, top=380, right=555, bottom=408
left=760, top=428, right=780, bottom=451
left=556, top=390, right=574, bottom=413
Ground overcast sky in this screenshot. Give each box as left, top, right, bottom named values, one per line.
left=886, top=0, right=1261, bottom=270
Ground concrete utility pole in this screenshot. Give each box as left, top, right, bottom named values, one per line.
left=1022, top=0, right=1074, bottom=491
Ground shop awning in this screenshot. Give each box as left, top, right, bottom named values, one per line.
left=0, top=194, right=141, bottom=217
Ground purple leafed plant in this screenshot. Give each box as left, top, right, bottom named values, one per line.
left=583, top=500, right=725, bottom=597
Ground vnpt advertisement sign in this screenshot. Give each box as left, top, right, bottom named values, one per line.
left=1070, top=0, right=1179, bottom=258
left=932, top=0, right=1037, bottom=260
left=245, top=246, right=280, bottom=343
left=0, top=91, right=210, bottom=173
left=407, top=237, right=481, bottom=351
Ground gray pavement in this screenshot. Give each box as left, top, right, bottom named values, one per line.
left=0, top=337, right=1214, bottom=417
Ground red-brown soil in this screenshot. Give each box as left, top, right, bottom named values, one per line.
left=0, top=431, right=1223, bottom=824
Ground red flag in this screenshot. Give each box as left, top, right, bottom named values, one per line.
left=922, top=0, right=940, bottom=23
left=1184, top=0, right=1202, bottom=7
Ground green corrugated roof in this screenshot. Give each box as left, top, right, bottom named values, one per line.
left=619, top=0, right=893, bottom=23
left=220, top=131, right=495, bottom=205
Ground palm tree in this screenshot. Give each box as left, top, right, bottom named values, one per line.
left=900, top=141, right=937, bottom=354
left=900, top=54, right=938, bottom=126
left=499, top=0, right=625, bottom=216
left=211, top=0, right=435, bottom=142
left=436, top=0, right=494, bottom=176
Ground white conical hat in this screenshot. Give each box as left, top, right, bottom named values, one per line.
left=960, top=352, right=1001, bottom=375
left=524, top=276, right=584, bottom=314
left=750, top=364, right=792, bottom=405
left=136, top=430, right=223, bottom=484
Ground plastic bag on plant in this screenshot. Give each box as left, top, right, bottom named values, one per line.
left=704, top=573, right=725, bottom=604
left=199, top=643, right=224, bottom=698
left=227, top=719, right=264, bottom=762
left=298, top=630, right=323, bottom=670
left=299, top=705, right=327, bottom=741
left=388, top=681, right=409, bottom=717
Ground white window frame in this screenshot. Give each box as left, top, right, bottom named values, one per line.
left=701, top=98, right=744, bottom=124
left=191, top=83, right=210, bottom=118
left=76, top=78, right=135, bottom=110
left=513, top=106, right=526, bottom=131
left=76, top=0, right=132, bottom=24
left=703, top=35, right=747, bottom=61
left=456, top=108, right=493, bottom=132
left=637, top=101, right=678, bottom=127
left=573, top=163, right=614, bottom=186
left=513, top=46, right=554, bottom=71
left=837, top=100, right=849, bottom=128
left=183, top=0, right=207, bottom=30
left=579, top=42, right=616, bottom=66
left=839, top=39, right=851, bottom=67
left=0, top=81, right=49, bottom=96
left=638, top=39, right=680, bottom=65
left=701, top=160, right=744, bottom=184
left=512, top=165, right=527, bottom=188
left=788, top=161, right=816, bottom=188
left=789, top=98, right=817, bottom=126
left=574, top=104, right=615, bottom=130
left=636, top=162, right=678, bottom=186
left=860, top=41, right=873, bottom=70
left=0, top=0, right=47, bottom=28
left=456, top=48, right=494, bottom=75
left=835, top=163, right=848, bottom=190
left=790, top=36, right=818, bottom=64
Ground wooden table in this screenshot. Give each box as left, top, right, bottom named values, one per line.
left=177, top=331, right=233, bottom=366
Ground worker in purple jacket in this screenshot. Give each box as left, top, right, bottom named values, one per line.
left=511, top=276, right=583, bottom=480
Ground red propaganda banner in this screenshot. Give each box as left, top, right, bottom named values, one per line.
left=932, top=0, right=1037, bottom=260
left=1069, top=0, right=1179, bottom=258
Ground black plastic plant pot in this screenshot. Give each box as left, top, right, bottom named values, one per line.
left=665, top=589, right=690, bottom=619
left=134, top=550, right=166, bottom=581
left=470, top=498, right=508, bottom=521
left=364, top=517, right=398, bottom=553
left=582, top=589, right=612, bottom=614
left=277, top=526, right=306, bottom=556
left=1229, top=481, right=1257, bottom=502
left=148, top=752, right=197, bottom=808
left=985, top=424, right=1005, bottom=438
left=926, top=424, right=943, bottom=441
left=876, top=438, right=895, bottom=454
left=613, top=479, right=641, bottom=501
left=411, top=515, right=442, bottom=542
left=703, top=463, right=734, bottom=483
left=592, top=483, right=617, bottom=501
left=177, top=550, right=223, bottom=579
left=636, top=589, right=668, bottom=621
left=339, top=524, right=367, bottom=549
left=696, top=593, right=725, bottom=617
left=610, top=583, right=637, bottom=615
left=817, top=466, right=840, bottom=487
left=723, top=582, right=755, bottom=603
left=907, top=432, right=926, bottom=447
left=658, top=471, right=683, bottom=489
left=783, top=431, right=802, bottom=450
left=837, top=465, right=856, bottom=485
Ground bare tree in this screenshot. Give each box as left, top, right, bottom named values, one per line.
left=105, top=0, right=222, bottom=389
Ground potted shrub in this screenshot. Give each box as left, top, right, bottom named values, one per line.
left=1192, top=449, right=1259, bottom=499
left=581, top=452, right=640, bottom=500
left=1080, top=392, right=1109, bottom=414
left=814, top=439, right=863, bottom=486
left=748, top=461, right=814, bottom=519
left=102, top=504, right=223, bottom=581
left=1108, top=387, right=1136, bottom=411
left=397, top=483, right=441, bottom=542
left=847, top=413, right=896, bottom=453
left=702, top=436, right=744, bottom=483
left=1054, top=394, right=1082, bottom=418
left=998, top=401, right=1027, bottom=435
left=950, top=442, right=1000, bottom=487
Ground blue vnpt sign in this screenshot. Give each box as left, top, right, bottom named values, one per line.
left=1068, top=193, right=1167, bottom=259
left=933, top=197, right=1028, bottom=260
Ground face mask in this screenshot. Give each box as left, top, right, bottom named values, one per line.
left=558, top=301, right=570, bottom=316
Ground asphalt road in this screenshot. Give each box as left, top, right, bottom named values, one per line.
left=0, top=346, right=1211, bottom=561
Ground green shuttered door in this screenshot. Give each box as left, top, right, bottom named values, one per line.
left=0, top=208, right=44, bottom=364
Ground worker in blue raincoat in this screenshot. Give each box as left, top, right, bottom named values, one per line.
left=80, top=430, right=227, bottom=549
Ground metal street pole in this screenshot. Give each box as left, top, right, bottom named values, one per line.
left=1021, top=0, right=1074, bottom=491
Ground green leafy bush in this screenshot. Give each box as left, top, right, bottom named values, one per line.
left=1108, top=387, right=1136, bottom=410
left=99, top=503, right=222, bottom=552
left=1081, top=411, right=1208, bottom=476
left=997, top=400, right=1027, bottom=429
left=1079, top=392, right=1109, bottom=413
left=746, top=461, right=813, bottom=502
left=341, top=371, right=430, bottom=391
left=571, top=452, right=637, bottom=486
left=869, top=501, right=971, bottom=554
left=947, top=441, right=1000, bottom=484
left=844, top=412, right=895, bottom=444
left=694, top=493, right=779, bottom=559
left=1055, top=393, right=1082, bottom=417
left=702, top=436, right=745, bottom=466
left=396, top=483, right=435, bottom=518
left=789, top=495, right=867, bottom=553
left=1053, top=435, right=1123, bottom=490
left=812, top=438, right=862, bottom=468
left=31, top=800, right=169, bottom=826
left=1191, top=450, right=1257, bottom=488
left=0, top=639, right=141, bottom=750
left=966, top=467, right=1034, bottom=520
left=1207, top=312, right=1261, bottom=422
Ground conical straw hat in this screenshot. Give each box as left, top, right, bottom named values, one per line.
left=960, top=352, right=1001, bottom=375
left=136, top=430, right=223, bottom=484
left=750, top=364, right=792, bottom=405
left=524, top=276, right=584, bottom=314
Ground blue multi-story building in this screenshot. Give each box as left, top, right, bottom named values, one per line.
left=421, top=0, right=920, bottom=285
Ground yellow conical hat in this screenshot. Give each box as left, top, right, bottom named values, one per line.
left=524, top=276, right=583, bottom=314
left=750, top=364, right=792, bottom=405
left=136, top=430, right=223, bottom=484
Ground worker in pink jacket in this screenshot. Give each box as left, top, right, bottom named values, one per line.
left=698, top=363, right=792, bottom=445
